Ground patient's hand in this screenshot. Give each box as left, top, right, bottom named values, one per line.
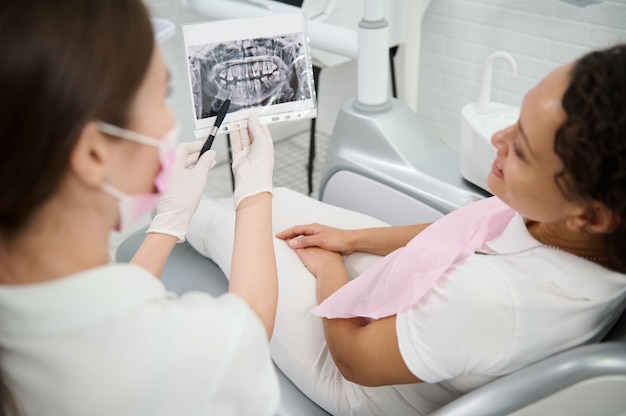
left=276, top=223, right=355, bottom=255
left=291, top=245, right=344, bottom=278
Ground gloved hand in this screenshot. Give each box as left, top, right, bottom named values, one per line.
left=147, top=140, right=216, bottom=242
left=231, top=113, right=274, bottom=208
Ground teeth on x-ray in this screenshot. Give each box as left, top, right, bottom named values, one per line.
left=188, top=33, right=313, bottom=119
left=211, top=57, right=287, bottom=105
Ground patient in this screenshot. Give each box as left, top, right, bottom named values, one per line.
left=188, top=44, right=626, bottom=415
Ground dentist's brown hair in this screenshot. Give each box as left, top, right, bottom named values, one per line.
left=0, top=0, right=154, bottom=241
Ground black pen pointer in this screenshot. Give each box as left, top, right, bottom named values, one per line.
left=198, top=93, right=231, bottom=159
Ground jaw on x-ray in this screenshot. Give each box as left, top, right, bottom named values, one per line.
left=188, top=33, right=312, bottom=120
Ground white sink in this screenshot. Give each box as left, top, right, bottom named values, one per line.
left=460, top=102, right=519, bottom=192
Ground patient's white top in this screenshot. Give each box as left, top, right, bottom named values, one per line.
left=396, top=214, right=626, bottom=396
left=0, top=264, right=279, bottom=416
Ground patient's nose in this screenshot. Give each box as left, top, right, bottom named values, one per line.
left=491, top=124, right=516, bottom=153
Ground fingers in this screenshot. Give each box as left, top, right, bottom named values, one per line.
left=229, top=127, right=245, bottom=154
left=239, top=127, right=251, bottom=150
left=180, top=140, right=205, bottom=168
left=275, top=224, right=327, bottom=250
left=230, top=113, right=271, bottom=157
left=173, top=140, right=198, bottom=169
left=195, top=149, right=217, bottom=171
left=248, top=113, right=272, bottom=145
left=177, top=139, right=216, bottom=170
left=260, top=124, right=271, bottom=143
left=248, top=113, right=263, bottom=139
left=184, top=152, right=198, bottom=168
left=286, top=235, right=317, bottom=250
left=286, top=235, right=321, bottom=249
left=233, top=119, right=252, bottom=152
left=275, top=224, right=319, bottom=240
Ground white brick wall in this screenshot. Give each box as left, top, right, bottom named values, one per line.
left=417, top=0, right=626, bottom=148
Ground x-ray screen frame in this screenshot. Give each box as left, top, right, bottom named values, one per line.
left=183, top=13, right=317, bottom=138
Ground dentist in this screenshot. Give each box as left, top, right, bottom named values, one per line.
left=0, top=0, right=278, bottom=415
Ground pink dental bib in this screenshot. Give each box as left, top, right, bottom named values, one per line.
left=311, top=196, right=516, bottom=320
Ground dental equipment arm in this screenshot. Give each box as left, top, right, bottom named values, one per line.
left=276, top=223, right=432, bottom=256
left=228, top=115, right=277, bottom=339
left=291, top=246, right=422, bottom=387
left=132, top=141, right=216, bottom=277
left=183, top=0, right=358, bottom=60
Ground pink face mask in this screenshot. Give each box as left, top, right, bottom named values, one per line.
left=98, top=122, right=178, bottom=232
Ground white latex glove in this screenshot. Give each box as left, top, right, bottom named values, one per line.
left=231, top=113, right=274, bottom=208
left=147, top=140, right=216, bottom=242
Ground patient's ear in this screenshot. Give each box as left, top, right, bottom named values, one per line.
left=566, top=201, right=619, bottom=234
left=69, top=122, right=108, bottom=187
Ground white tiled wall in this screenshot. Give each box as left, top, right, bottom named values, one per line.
left=148, top=0, right=626, bottom=152
left=417, top=0, right=626, bottom=148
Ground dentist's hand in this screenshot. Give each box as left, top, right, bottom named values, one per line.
left=147, top=140, right=216, bottom=242
left=230, top=113, right=274, bottom=208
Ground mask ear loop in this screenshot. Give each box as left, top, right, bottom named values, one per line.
left=97, top=122, right=162, bottom=147
left=101, top=179, right=129, bottom=202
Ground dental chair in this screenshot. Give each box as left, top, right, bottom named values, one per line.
left=116, top=175, right=626, bottom=416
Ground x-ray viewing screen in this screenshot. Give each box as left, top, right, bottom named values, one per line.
left=183, top=14, right=317, bottom=137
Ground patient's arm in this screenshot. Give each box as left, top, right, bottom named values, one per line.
left=325, top=315, right=421, bottom=387
left=276, top=223, right=431, bottom=256
left=294, top=245, right=422, bottom=386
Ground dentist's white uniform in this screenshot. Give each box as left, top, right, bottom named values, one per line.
left=0, top=264, right=279, bottom=416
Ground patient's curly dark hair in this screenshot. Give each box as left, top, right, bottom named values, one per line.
left=554, top=44, right=626, bottom=273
